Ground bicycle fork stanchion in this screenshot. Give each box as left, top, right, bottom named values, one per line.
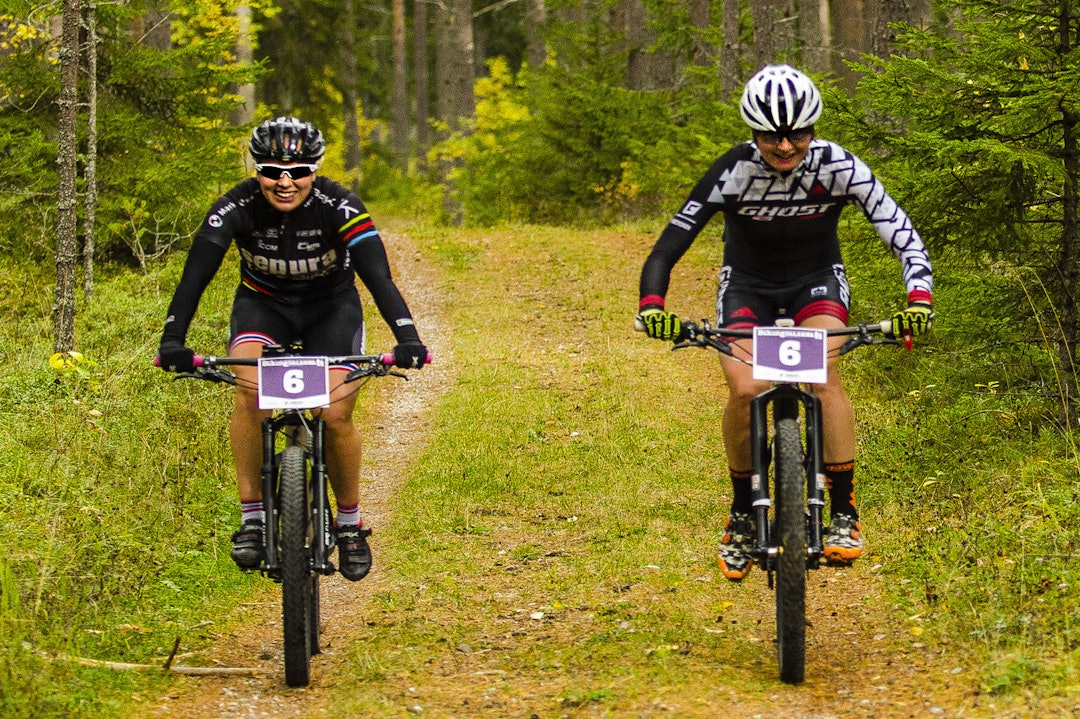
left=801, top=391, right=826, bottom=565
left=261, top=417, right=280, bottom=571
left=309, top=418, right=335, bottom=574
left=749, top=389, right=775, bottom=571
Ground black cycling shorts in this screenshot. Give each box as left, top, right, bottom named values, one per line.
left=716, top=264, right=850, bottom=328
left=228, top=285, right=366, bottom=355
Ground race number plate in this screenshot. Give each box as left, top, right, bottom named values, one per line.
left=257, top=356, right=331, bottom=410
left=752, top=326, right=828, bottom=384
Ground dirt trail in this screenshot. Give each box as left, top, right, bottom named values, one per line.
left=136, top=231, right=453, bottom=719
left=132, top=230, right=1049, bottom=719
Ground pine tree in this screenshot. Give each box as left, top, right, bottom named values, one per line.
left=838, top=0, right=1080, bottom=422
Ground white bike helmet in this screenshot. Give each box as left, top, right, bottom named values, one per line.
left=739, top=64, right=822, bottom=132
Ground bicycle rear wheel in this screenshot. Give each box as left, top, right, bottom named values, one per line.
left=774, top=415, right=807, bottom=684
left=279, top=445, right=314, bottom=687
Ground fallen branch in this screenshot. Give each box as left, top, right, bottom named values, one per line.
left=35, top=649, right=261, bottom=677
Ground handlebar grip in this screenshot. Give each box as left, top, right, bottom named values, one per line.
left=379, top=352, right=433, bottom=366
left=153, top=355, right=208, bottom=369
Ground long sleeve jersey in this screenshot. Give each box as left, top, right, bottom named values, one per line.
left=161, top=176, right=420, bottom=346
left=639, top=139, right=933, bottom=308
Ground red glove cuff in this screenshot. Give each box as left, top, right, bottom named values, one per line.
left=639, top=295, right=665, bottom=311
left=907, top=289, right=933, bottom=306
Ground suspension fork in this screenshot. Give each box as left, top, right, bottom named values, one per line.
left=749, top=384, right=822, bottom=567
left=308, top=418, right=334, bottom=573
left=801, top=391, right=826, bottom=563
left=261, top=415, right=280, bottom=569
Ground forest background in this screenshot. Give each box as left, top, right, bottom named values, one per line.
left=1, top=0, right=1079, bottom=716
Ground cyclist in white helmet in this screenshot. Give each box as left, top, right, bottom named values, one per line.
left=637, top=64, right=933, bottom=580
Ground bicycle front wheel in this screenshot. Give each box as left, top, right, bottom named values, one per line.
left=279, top=445, right=314, bottom=687
left=774, top=415, right=807, bottom=685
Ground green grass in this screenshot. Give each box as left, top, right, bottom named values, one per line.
left=2, top=219, right=1079, bottom=715
left=0, top=255, right=257, bottom=717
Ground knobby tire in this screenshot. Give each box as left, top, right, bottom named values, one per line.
left=280, top=445, right=314, bottom=687
left=774, top=416, right=807, bottom=684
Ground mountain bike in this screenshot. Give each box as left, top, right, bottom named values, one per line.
left=160, top=345, right=419, bottom=687
left=674, top=317, right=902, bottom=684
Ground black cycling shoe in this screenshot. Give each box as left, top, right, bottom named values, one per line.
left=336, top=525, right=372, bottom=581
left=230, top=520, right=265, bottom=570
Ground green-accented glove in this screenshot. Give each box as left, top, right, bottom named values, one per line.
left=891, top=303, right=934, bottom=337
left=636, top=307, right=683, bottom=341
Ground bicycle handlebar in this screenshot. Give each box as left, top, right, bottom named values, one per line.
left=154, top=351, right=432, bottom=370
left=675, top=318, right=904, bottom=358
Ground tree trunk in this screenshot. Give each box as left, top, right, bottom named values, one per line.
left=83, top=0, right=98, bottom=302
left=797, top=0, right=830, bottom=73
left=342, top=0, right=363, bottom=180
left=231, top=2, right=255, bottom=129
left=414, top=0, right=430, bottom=172
left=525, top=0, right=547, bottom=68
left=390, top=0, right=409, bottom=169
left=689, top=0, right=711, bottom=67
left=55, top=0, right=80, bottom=353
left=616, top=0, right=677, bottom=91
left=749, top=0, right=777, bottom=68
left=435, top=0, right=475, bottom=124
left=721, top=0, right=740, bottom=95
left=131, top=4, right=171, bottom=50
left=830, top=0, right=865, bottom=89
left=1055, top=2, right=1079, bottom=426
left=435, top=0, right=475, bottom=224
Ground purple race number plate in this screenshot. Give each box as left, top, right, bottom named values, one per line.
left=752, top=327, right=828, bottom=384
left=257, top=356, right=331, bottom=409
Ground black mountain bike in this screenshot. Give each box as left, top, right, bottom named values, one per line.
left=675, top=318, right=902, bottom=684
left=162, top=345, right=416, bottom=686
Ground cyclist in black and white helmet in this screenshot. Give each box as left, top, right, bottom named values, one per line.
left=248, top=115, right=326, bottom=164
left=157, top=116, right=429, bottom=581
left=636, top=64, right=934, bottom=580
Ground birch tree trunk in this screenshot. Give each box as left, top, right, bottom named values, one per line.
left=55, top=0, right=80, bottom=353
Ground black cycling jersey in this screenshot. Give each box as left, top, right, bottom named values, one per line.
left=639, top=139, right=933, bottom=309
left=161, top=176, right=420, bottom=347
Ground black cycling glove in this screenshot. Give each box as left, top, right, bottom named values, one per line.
left=158, top=342, right=195, bottom=373
left=392, top=342, right=428, bottom=369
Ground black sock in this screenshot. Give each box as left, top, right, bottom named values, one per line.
left=825, top=460, right=858, bottom=521
left=730, top=468, right=753, bottom=514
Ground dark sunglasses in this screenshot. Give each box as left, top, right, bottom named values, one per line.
left=754, top=128, right=814, bottom=146
left=255, top=163, right=319, bottom=180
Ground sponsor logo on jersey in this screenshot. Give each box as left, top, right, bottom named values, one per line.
left=239, top=247, right=340, bottom=279
left=736, top=202, right=838, bottom=219
left=311, top=186, right=361, bottom=220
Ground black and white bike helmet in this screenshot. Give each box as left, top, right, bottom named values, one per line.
left=739, top=65, right=822, bottom=132
left=248, top=116, right=326, bottom=163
